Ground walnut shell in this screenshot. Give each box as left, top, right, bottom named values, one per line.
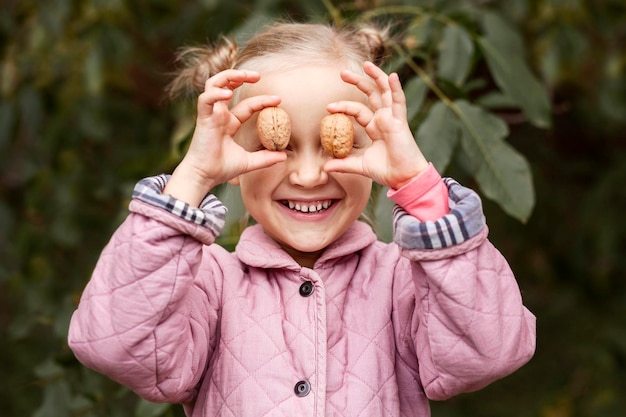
left=320, top=113, right=354, bottom=158
left=256, top=107, right=291, bottom=151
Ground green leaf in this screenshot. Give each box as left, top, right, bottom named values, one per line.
left=438, top=24, right=474, bottom=86
left=135, top=398, right=171, bottom=417
left=33, top=380, right=72, bottom=417
left=454, top=100, right=534, bottom=222
left=415, top=101, right=460, bottom=173
left=598, top=74, right=626, bottom=123
left=19, top=88, right=44, bottom=133
left=199, top=0, right=219, bottom=9
left=404, top=75, right=429, bottom=123
left=405, top=15, right=438, bottom=52
left=0, top=201, right=12, bottom=247
left=169, top=104, right=195, bottom=160
left=383, top=54, right=406, bottom=74
left=482, top=11, right=525, bottom=55
left=85, top=46, right=103, bottom=96
left=476, top=91, right=520, bottom=109
left=0, top=98, right=16, bottom=150
left=233, top=12, right=275, bottom=44
left=479, top=12, right=551, bottom=128
left=34, top=359, right=65, bottom=379
left=214, top=184, right=247, bottom=250
left=372, top=185, right=394, bottom=243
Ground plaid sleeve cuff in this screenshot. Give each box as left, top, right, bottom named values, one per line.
left=392, top=178, right=486, bottom=250
left=131, top=174, right=227, bottom=232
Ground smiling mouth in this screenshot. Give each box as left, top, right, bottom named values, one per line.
left=281, top=200, right=334, bottom=213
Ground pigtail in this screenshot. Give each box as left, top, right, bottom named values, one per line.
left=353, top=24, right=392, bottom=67
left=165, top=36, right=238, bottom=100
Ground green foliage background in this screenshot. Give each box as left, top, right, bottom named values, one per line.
left=1, top=0, right=625, bottom=416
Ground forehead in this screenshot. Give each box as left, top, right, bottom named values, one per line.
left=241, top=64, right=366, bottom=106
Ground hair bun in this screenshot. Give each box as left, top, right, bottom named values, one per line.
left=355, top=24, right=391, bottom=66
left=166, top=37, right=238, bottom=100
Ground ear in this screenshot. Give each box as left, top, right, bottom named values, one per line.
left=228, top=176, right=240, bottom=186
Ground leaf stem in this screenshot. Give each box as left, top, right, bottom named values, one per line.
left=390, top=42, right=457, bottom=111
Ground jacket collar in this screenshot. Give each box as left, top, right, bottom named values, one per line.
left=235, top=222, right=377, bottom=271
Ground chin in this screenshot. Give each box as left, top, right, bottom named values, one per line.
left=272, top=231, right=332, bottom=253
left=286, top=239, right=329, bottom=253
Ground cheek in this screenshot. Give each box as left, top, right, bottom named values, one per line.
left=239, top=174, right=264, bottom=195
left=338, top=174, right=372, bottom=206
left=239, top=178, right=264, bottom=218
left=357, top=181, right=373, bottom=208
left=239, top=165, right=282, bottom=195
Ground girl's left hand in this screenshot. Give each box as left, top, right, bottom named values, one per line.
left=324, top=61, right=429, bottom=190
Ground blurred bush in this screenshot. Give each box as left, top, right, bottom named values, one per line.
left=0, top=0, right=624, bottom=416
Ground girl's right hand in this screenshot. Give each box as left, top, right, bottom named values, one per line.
left=163, top=69, right=287, bottom=207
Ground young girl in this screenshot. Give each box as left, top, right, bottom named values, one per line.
left=68, top=22, right=536, bottom=417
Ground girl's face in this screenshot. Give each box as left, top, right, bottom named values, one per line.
left=233, top=64, right=373, bottom=268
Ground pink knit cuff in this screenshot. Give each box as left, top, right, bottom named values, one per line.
left=386, top=163, right=450, bottom=221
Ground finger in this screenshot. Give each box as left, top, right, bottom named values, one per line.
left=206, top=69, right=261, bottom=91
left=326, top=101, right=374, bottom=127
left=389, top=72, right=408, bottom=120
left=231, top=95, right=282, bottom=124
left=323, top=155, right=366, bottom=177
left=340, top=69, right=382, bottom=109
left=244, top=149, right=288, bottom=172
left=197, top=88, right=233, bottom=118
left=200, top=84, right=234, bottom=103
left=198, top=70, right=262, bottom=118
left=363, top=61, right=393, bottom=108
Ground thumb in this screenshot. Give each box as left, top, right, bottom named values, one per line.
left=244, top=150, right=288, bottom=173
left=323, top=156, right=366, bottom=176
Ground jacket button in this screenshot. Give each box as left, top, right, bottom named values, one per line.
left=299, top=281, right=314, bottom=297
left=294, top=380, right=311, bottom=397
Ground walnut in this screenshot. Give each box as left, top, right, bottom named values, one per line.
left=256, top=107, right=291, bottom=151
left=320, top=113, right=354, bottom=158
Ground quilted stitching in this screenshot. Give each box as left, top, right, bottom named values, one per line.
left=68, top=200, right=536, bottom=416
left=323, top=261, right=398, bottom=417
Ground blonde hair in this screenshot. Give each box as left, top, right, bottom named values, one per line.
left=166, top=21, right=391, bottom=100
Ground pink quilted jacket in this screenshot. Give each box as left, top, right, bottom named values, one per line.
left=68, top=181, right=535, bottom=417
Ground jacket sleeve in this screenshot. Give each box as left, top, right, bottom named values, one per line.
left=393, top=178, right=536, bottom=400
left=67, top=175, right=227, bottom=404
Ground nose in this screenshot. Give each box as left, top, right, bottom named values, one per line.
left=288, top=149, right=329, bottom=188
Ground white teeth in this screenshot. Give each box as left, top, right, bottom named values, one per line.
left=285, top=200, right=332, bottom=213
